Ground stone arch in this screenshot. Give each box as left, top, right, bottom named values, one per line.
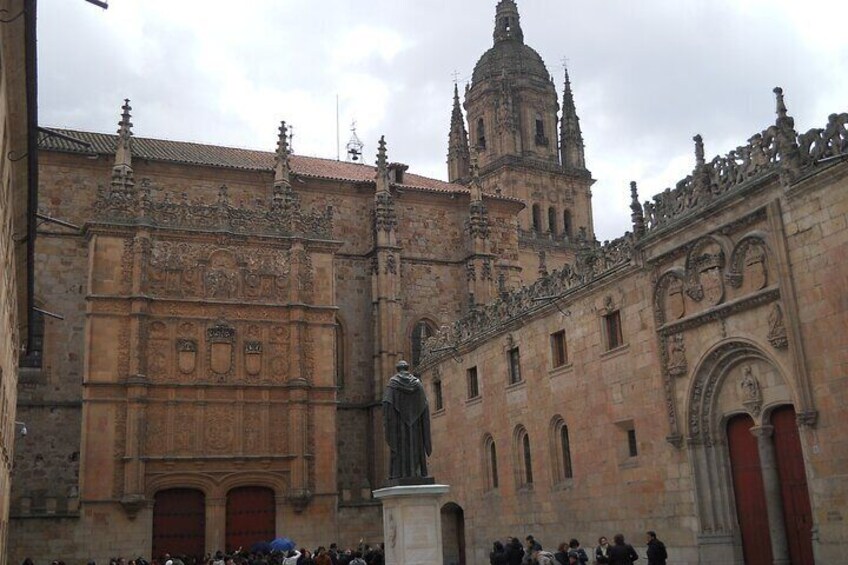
left=513, top=424, right=533, bottom=487
left=409, top=317, right=439, bottom=368
left=440, top=501, right=466, bottom=565
left=548, top=415, right=573, bottom=483
left=146, top=473, right=217, bottom=500
left=481, top=433, right=499, bottom=490
left=218, top=472, right=289, bottom=498
left=725, top=231, right=772, bottom=291
left=685, top=338, right=796, bottom=562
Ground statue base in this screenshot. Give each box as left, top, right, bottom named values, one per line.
left=384, top=476, right=435, bottom=487
left=373, top=483, right=450, bottom=565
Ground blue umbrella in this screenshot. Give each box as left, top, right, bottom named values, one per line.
left=250, top=541, right=272, bottom=554
left=269, top=538, right=296, bottom=553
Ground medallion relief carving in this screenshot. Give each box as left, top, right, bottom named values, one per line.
left=148, top=241, right=294, bottom=303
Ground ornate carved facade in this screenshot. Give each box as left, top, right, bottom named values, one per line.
left=421, top=71, right=848, bottom=564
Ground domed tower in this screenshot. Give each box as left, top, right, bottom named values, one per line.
left=453, top=0, right=595, bottom=281
left=465, top=0, right=560, bottom=168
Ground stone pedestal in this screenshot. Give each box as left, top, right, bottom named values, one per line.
left=373, top=484, right=449, bottom=565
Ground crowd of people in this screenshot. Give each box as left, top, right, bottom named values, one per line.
left=23, top=544, right=385, bottom=565
left=489, top=532, right=667, bottom=565
left=23, top=532, right=667, bottom=565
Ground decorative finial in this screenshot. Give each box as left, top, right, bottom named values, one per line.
left=376, top=135, right=388, bottom=171
left=276, top=121, right=290, bottom=159
left=112, top=98, right=134, bottom=190
left=693, top=134, right=705, bottom=168
left=773, top=87, right=787, bottom=120
left=118, top=99, right=133, bottom=138
left=630, top=181, right=645, bottom=238
left=274, top=121, right=292, bottom=191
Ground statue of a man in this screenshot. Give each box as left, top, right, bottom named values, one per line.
left=382, top=360, right=433, bottom=483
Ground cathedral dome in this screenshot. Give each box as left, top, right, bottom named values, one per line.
left=471, top=41, right=550, bottom=85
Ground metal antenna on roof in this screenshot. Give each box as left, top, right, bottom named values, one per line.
left=346, top=121, right=364, bottom=162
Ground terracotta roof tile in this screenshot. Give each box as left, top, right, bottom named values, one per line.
left=38, top=128, right=496, bottom=198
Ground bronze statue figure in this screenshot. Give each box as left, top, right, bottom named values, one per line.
left=382, top=360, right=433, bottom=485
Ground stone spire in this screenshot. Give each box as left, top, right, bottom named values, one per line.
left=373, top=136, right=397, bottom=236
left=112, top=99, right=134, bottom=190
left=630, top=181, right=645, bottom=237
left=375, top=135, right=390, bottom=193
left=447, top=83, right=471, bottom=183
left=274, top=121, right=292, bottom=191
left=559, top=66, right=586, bottom=170
left=493, top=0, right=524, bottom=44
left=772, top=86, right=801, bottom=185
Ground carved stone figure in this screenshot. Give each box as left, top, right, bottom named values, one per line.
left=667, top=334, right=688, bottom=377
left=767, top=303, right=789, bottom=349
left=382, top=360, right=433, bottom=484
left=740, top=366, right=763, bottom=416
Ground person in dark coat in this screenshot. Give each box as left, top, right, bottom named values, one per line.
left=607, top=534, right=639, bottom=565
left=490, top=541, right=508, bottom=565
left=505, top=537, right=525, bottom=565
left=594, top=537, right=611, bottom=564
left=645, top=531, right=667, bottom=565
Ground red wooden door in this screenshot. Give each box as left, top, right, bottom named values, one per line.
left=226, top=486, right=276, bottom=552
left=772, top=406, right=815, bottom=565
left=152, top=489, right=206, bottom=561
left=727, top=414, right=773, bottom=565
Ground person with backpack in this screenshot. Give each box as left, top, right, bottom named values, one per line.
left=566, top=539, right=588, bottom=565
left=645, top=532, right=667, bottom=565
left=607, top=534, right=638, bottom=565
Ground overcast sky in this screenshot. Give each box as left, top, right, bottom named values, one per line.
left=38, top=0, right=848, bottom=241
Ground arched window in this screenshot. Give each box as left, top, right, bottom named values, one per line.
left=515, top=426, right=533, bottom=486
left=551, top=416, right=573, bottom=482
left=548, top=207, right=557, bottom=235
left=477, top=117, right=486, bottom=150
left=532, top=204, right=542, bottom=233
left=484, top=435, right=499, bottom=490
left=563, top=209, right=573, bottom=239
left=535, top=113, right=547, bottom=146
left=411, top=319, right=436, bottom=368
left=335, top=317, right=345, bottom=388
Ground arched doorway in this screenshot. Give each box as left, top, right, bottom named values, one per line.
left=226, top=486, right=276, bottom=552
left=440, top=502, right=466, bottom=565
left=152, top=488, right=206, bottom=561
left=687, top=341, right=815, bottom=564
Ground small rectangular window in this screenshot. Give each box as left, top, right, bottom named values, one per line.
left=467, top=366, right=479, bottom=399
left=550, top=330, right=567, bottom=368
left=508, top=347, right=522, bottom=384
left=604, top=310, right=623, bottom=350
left=434, top=380, right=444, bottom=411
left=627, top=428, right=638, bottom=457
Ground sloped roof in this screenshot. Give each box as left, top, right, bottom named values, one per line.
left=38, top=128, right=506, bottom=199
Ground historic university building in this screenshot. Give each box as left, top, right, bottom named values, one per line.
left=5, top=1, right=847, bottom=564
